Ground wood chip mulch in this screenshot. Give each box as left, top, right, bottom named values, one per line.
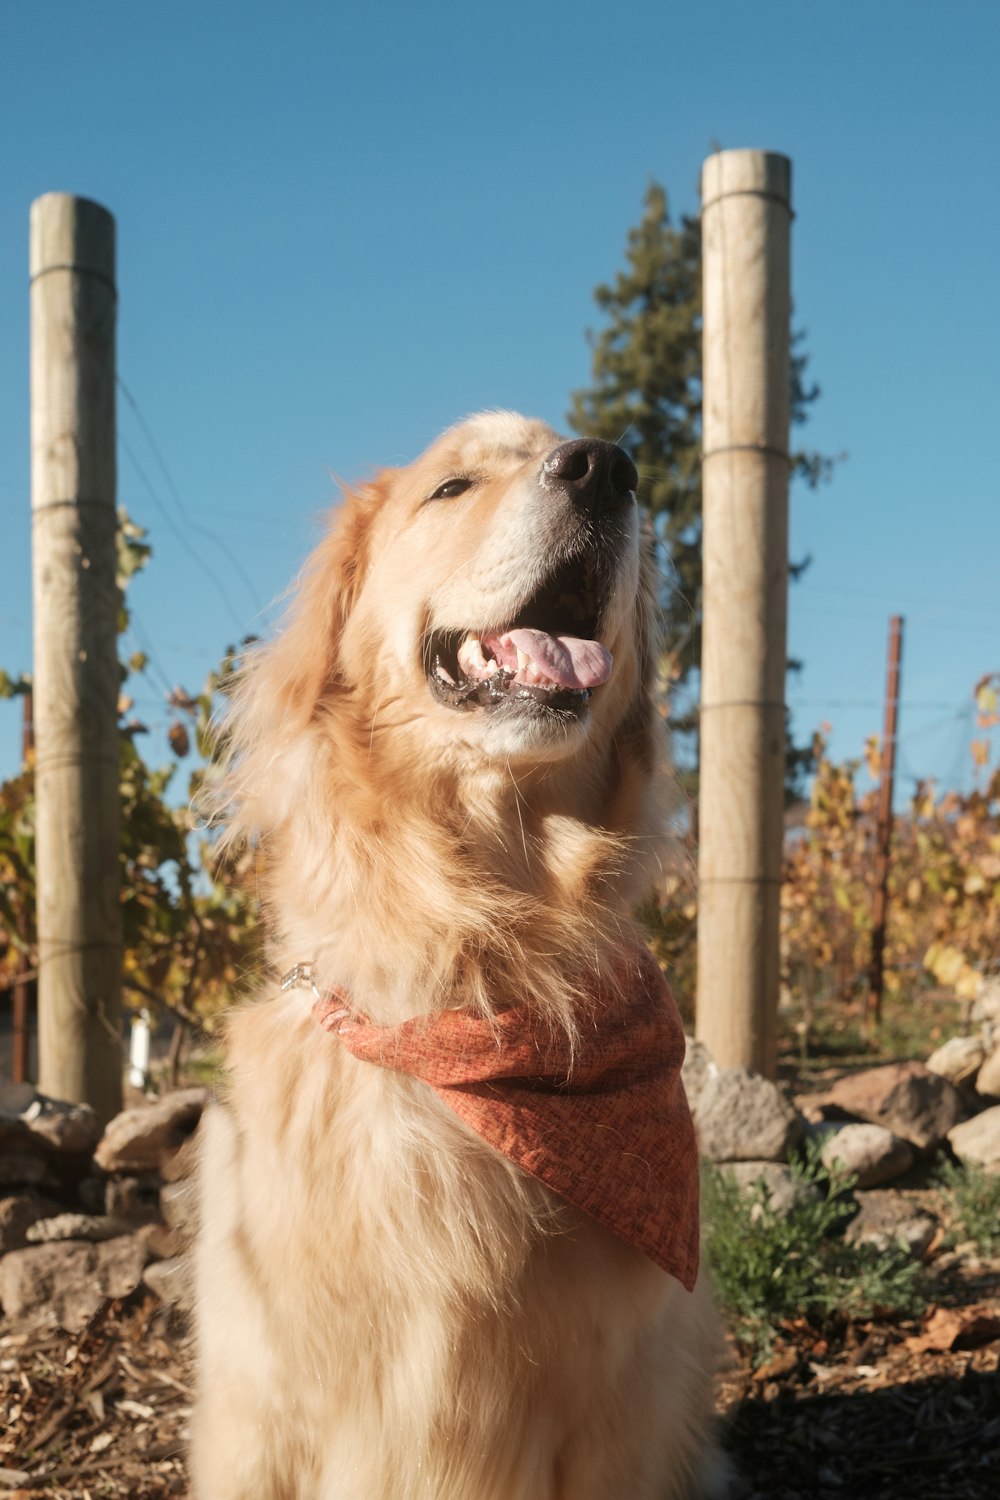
left=0, top=1291, right=192, bottom=1499
left=717, top=1278, right=1000, bottom=1500
left=1, top=1270, right=998, bottom=1499
left=720, top=1352, right=999, bottom=1500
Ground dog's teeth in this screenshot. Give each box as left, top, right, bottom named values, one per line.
left=513, top=647, right=555, bottom=688
left=435, top=662, right=456, bottom=686
left=458, top=636, right=492, bottom=681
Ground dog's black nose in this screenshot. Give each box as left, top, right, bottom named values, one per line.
left=541, top=439, right=638, bottom=515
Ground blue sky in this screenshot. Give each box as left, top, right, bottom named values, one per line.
left=1, top=0, right=997, bottom=802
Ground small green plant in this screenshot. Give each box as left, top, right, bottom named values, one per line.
left=935, top=1158, right=1000, bottom=1255
left=702, top=1144, right=926, bottom=1363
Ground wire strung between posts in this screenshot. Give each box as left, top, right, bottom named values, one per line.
left=119, top=433, right=249, bottom=635
left=117, top=376, right=268, bottom=626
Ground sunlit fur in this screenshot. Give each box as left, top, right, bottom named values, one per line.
left=192, top=413, right=724, bottom=1500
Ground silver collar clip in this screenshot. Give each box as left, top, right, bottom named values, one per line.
left=280, top=962, right=321, bottom=998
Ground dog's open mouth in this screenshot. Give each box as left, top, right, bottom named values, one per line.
left=427, top=554, right=612, bottom=715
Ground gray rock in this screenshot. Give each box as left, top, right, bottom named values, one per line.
left=681, top=1036, right=717, bottom=1115
left=0, top=1083, right=37, bottom=1115
left=94, top=1087, right=208, bottom=1173
left=820, top=1123, right=914, bottom=1189
left=19, top=1095, right=101, bottom=1156
left=821, top=1062, right=965, bottom=1151
left=0, top=1192, right=60, bottom=1255
left=925, top=1035, right=987, bottom=1087
left=0, top=1091, right=101, bottom=1189
left=142, top=1254, right=190, bottom=1308
left=103, top=1173, right=162, bottom=1223
left=721, top=1161, right=820, bottom=1219
left=971, top=977, right=1000, bottom=1025
left=0, top=1234, right=147, bottom=1331
left=25, top=1212, right=134, bottom=1245
left=947, top=1104, right=1000, bottom=1172
left=137, top=1220, right=182, bottom=1261
left=694, top=1068, right=803, bottom=1163
left=844, top=1190, right=937, bottom=1258
left=75, top=1175, right=107, bottom=1215
left=159, top=1129, right=201, bottom=1183
left=0, top=1116, right=59, bottom=1189
left=975, top=1047, right=1000, bottom=1100
left=0, top=1143, right=57, bottom=1190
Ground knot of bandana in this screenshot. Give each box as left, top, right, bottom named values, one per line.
left=312, top=946, right=699, bottom=1291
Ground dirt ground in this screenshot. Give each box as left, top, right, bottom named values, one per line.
left=1, top=1252, right=998, bottom=1500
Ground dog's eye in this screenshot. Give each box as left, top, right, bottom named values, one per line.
left=428, top=477, right=473, bottom=501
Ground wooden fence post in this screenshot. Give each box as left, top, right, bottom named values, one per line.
left=696, top=151, right=792, bottom=1077
left=30, top=194, right=122, bottom=1122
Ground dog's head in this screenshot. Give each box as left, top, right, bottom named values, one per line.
left=226, top=411, right=660, bottom=842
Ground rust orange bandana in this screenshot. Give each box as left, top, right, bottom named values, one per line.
left=314, top=946, right=699, bottom=1291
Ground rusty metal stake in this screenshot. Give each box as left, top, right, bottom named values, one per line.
left=866, top=615, right=904, bottom=1027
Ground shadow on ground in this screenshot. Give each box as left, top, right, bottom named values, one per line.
left=723, top=1362, right=1000, bottom=1500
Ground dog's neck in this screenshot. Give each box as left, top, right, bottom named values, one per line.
left=262, top=736, right=662, bottom=1030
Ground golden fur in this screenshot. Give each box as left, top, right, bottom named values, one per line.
left=192, top=412, right=724, bottom=1499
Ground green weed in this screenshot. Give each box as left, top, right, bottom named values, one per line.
left=702, top=1145, right=926, bottom=1363
left=935, top=1158, right=1000, bottom=1255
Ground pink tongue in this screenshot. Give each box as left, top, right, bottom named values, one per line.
left=489, top=629, right=613, bottom=689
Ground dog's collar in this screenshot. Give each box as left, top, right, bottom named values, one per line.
left=281, top=962, right=359, bottom=1033
left=280, top=961, right=322, bottom=998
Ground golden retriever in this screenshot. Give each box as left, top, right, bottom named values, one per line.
left=192, top=412, right=725, bottom=1500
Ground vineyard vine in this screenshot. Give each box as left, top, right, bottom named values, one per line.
left=0, top=514, right=261, bottom=1055
left=647, top=682, right=999, bottom=1034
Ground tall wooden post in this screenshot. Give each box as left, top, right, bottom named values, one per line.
left=866, top=615, right=904, bottom=1027
left=30, top=194, right=122, bottom=1121
left=696, top=151, right=792, bottom=1077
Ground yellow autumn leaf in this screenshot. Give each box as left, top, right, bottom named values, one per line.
left=864, top=735, right=882, bottom=780
left=833, top=885, right=853, bottom=912
left=924, top=943, right=965, bottom=987
left=957, top=968, right=981, bottom=1000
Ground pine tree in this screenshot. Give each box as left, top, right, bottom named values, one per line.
left=569, top=182, right=831, bottom=794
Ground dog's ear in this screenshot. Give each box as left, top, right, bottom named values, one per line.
left=213, top=471, right=394, bottom=846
